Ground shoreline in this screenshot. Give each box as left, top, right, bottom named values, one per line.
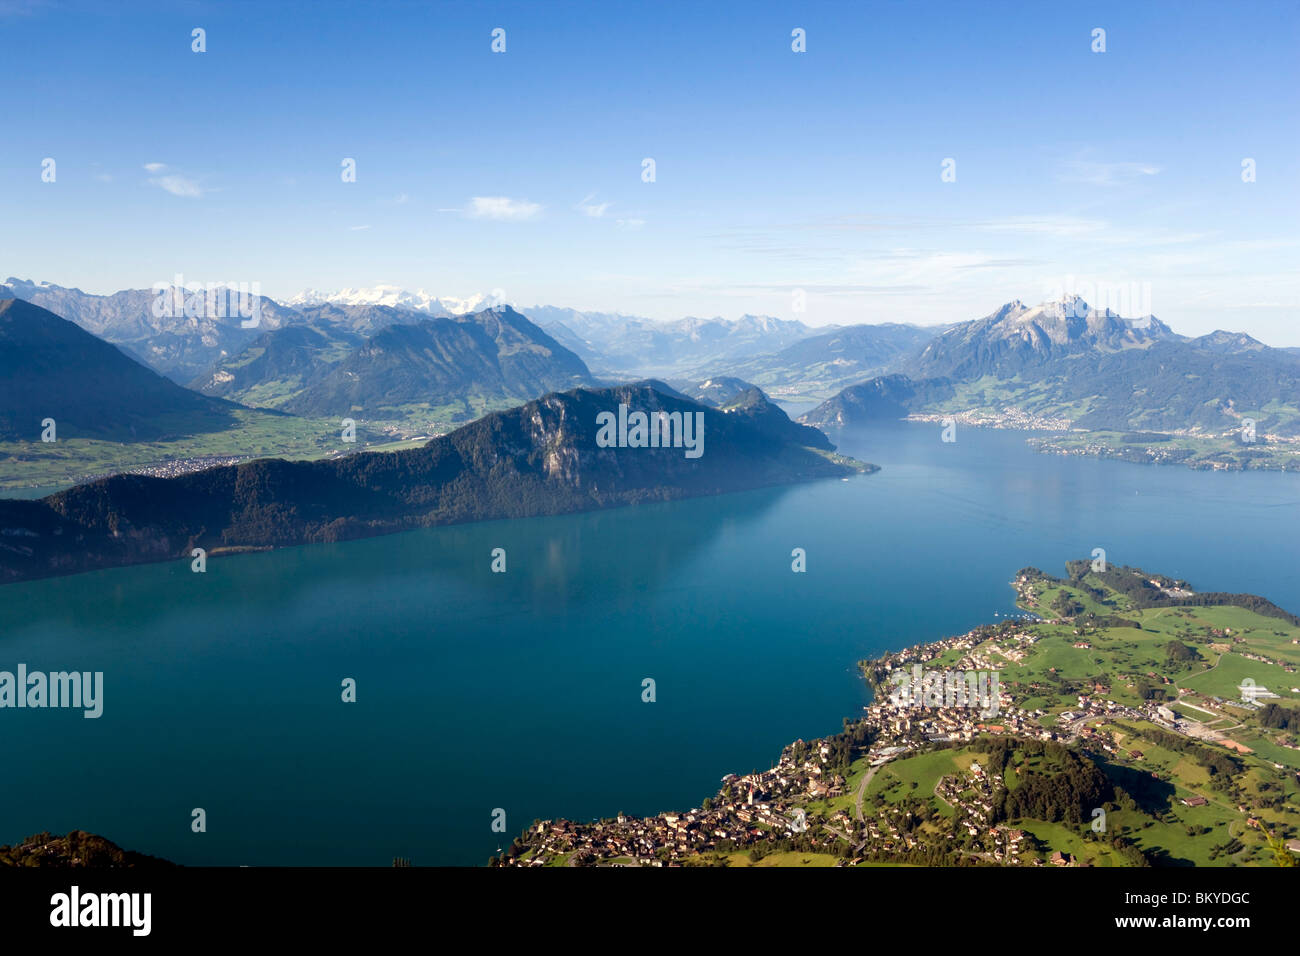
left=897, top=414, right=1300, bottom=474
left=496, top=563, right=1300, bottom=868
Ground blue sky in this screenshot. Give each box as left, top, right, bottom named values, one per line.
left=2, top=0, right=1298, bottom=341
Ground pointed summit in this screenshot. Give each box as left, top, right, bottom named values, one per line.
left=907, top=296, right=1179, bottom=380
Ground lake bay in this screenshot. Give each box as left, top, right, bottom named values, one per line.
left=2, top=422, right=1298, bottom=865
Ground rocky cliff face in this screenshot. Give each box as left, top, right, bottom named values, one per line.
left=0, top=384, right=867, bottom=584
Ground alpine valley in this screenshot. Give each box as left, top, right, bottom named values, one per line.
left=800, top=296, right=1300, bottom=472
left=4, top=281, right=1299, bottom=498
left=2, top=279, right=1300, bottom=873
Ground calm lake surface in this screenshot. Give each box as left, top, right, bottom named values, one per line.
left=2, top=422, right=1299, bottom=865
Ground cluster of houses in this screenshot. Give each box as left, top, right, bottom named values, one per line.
left=501, top=744, right=849, bottom=867
left=84, top=454, right=248, bottom=483
left=931, top=761, right=1025, bottom=862
left=500, top=625, right=1070, bottom=868
left=863, top=693, right=1049, bottom=752
left=863, top=624, right=1051, bottom=748
left=499, top=595, right=1299, bottom=868
left=909, top=408, right=1075, bottom=431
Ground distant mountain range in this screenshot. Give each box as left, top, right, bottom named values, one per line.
left=196, top=306, right=593, bottom=419
left=803, top=296, right=1300, bottom=437
left=1, top=279, right=945, bottom=412
left=903, top=296, right=1174, bottom=381
left=1, top=277, right=299, bottom=383
left=0, top=282, right=593, bottom=431
left=286, top=285, right=492, bottom=316
left=190, top=322, right=363, bottom=407
left=0, top=383, right=865, bottom=584
left=0, top=298, right=243, bottom=441
left=719, top=322, right=940, bottom=398
left=0, top=279, right=507, bottom=383
left=529, top=306, right=942, bottom=399
left=528, top=306, right=818, bottom=376
left=5, top=277, right=1296, bottom=456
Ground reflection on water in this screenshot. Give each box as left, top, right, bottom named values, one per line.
left=0, top=422, right=1297, bottom=865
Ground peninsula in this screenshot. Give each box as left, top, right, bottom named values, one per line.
left=0, top=384, right=869, bottom=585
left=496, top=563, right=1300, bottom=867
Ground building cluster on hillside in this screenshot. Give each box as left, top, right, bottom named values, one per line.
left=1240, top=650, right=1296, bottom=673
left=503, top=624, right=1071, bottom=867
left=906, top=409, right=1076, bottom=431
left=500, top=598, right=1299, bottom=868
left=84, top=455, right=249, bottom=483
left=507, top=741, right=849, bottom=867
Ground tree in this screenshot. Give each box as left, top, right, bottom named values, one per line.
left=1265, top=829, right=1297, bottom=868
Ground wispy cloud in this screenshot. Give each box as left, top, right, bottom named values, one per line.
left=349, top=224, right=371, bottom=231
left=577, top=193, right=610, bottom=218
left=616, top=218, right=645, bottom=231
left=1058, top=160, right=1161, bottom=186
left=143, top=163, right=205, bottom=197
left=466, top=196, right=541, bottom=221
left=978, top=216, right=1109, bottom=238
left=977, top=215, right=1210, bottom=246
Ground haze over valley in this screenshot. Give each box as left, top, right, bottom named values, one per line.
left=3, top=1, right=1298, bottom=887
left=3, top=276, right=1296, bottom=498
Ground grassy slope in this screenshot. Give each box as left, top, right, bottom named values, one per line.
left=921, top=377, right=1300, bottom=470
left=692, top=567, right=1300, bottom=867
left=0, top=408, right=401, bottom=495
left=1002, top=572, right=1300, bottom=863
left=0, top=392, right=544, bottom=497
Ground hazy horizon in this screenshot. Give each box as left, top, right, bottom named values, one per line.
left=3, top=0, right=1296, bottom=342
left=5, top=274, right=1292, bottom=349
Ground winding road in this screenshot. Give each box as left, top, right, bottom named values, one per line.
left=854, top=764, right=881, bottom=822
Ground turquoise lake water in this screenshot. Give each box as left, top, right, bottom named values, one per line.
left=1, top=421, right=1298, bottom=865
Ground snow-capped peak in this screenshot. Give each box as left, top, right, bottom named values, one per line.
left=287, top=286, right=493, bottom=315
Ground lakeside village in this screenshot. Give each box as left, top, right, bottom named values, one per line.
left=1024, top=433, right=1300, bottom=473
left=495, top=594, right=1185, bottom=868
left=495, top=565, right=1300, bottom=867
left=905, top=409, right=1300, bottom=473
left=906, top=409, right=1076, bottom=432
